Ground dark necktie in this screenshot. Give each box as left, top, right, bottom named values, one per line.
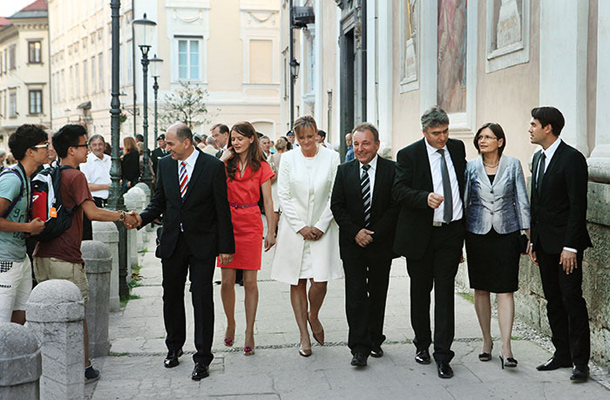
left=537, top=152, right=546, bottom=195
left=361, top=164, right=371, bottom=227
left=437, top=149, right=453, bottom=223
left=179, top=161, right=188, bottom=198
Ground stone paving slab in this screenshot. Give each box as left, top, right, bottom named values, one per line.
left=87, top=231, right=610, bottom=399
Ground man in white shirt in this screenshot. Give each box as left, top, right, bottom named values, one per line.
left=81, top=134, right=111, bottom=240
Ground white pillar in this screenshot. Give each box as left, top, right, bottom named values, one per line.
left=539, top=0, right=589, bottom=155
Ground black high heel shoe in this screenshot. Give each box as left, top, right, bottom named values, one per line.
left=478, top=342, right=493, bottom=362
left=499, top=354, right=518, bottom=369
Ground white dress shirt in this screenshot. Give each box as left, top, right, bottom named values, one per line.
left=80, top=152, right=111, bottom=199
left=425, top=140, right=463, bottom=223
left=359, top=154, right=378, bottom=205
left=177, top=147, right=199, bottom=186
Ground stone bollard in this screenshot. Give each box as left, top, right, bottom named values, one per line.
left=127, top=186, right=147, bottom=248
left=82, top=241, right=111, bottom=358
left=134, top=182, right=151, bottom=204
left=26, top=280, right=85, bottom=400
left=92, top=221, right=120, bottom=312
left=123, top=190, right=140, bottom=268
left=0, top=323, right=42, bottom=399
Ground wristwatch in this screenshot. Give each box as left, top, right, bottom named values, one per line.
left=118, top=210, right=125, bottom=221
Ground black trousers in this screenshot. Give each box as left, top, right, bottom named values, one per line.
left=162, top=234, right=215, bottom=365
left=406, top=221, right=464, bottom=364
left=537, top=243, right=590, bottom=366
left=343, top=255, right=392, bottom=355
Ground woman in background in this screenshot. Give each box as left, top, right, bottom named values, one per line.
left=121, top=136, right=140, bottom=192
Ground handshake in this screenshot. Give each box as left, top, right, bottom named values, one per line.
left=122, top=211, right=143, bottom=230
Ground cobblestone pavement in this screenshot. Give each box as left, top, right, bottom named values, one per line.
left=86, top=231, right=610, bottom=399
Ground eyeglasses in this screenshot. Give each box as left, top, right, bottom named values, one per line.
left=477, top=135, right=497, bottom=142
left=32, top=143, right=49, bottom=149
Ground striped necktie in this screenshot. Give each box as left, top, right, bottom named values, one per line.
left=179, top=161, right=188, bottom=198
left=361, top=164, right=371, bottom=227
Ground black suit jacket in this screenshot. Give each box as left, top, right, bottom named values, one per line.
left=331, top=157, right=399, bottom=260
left=392, top=138, right=466, bottom=260
left=151, top=147, right=167, bottom=176
left=140, top=149, right=235, bottom=260
left=530, top=140, right=592, bottom=253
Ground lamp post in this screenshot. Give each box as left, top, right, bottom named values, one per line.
left=108, top=0, right=129, bottom=299
left=149, top=55, right=163, bottom=143
left=133, top=13, right=157, bottom=191
left=289, top=0, right=295, bottom=129
left=289, top=58, right=300, bottom=129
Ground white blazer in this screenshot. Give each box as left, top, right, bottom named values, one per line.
left=271, top=146, right=343, bottom=285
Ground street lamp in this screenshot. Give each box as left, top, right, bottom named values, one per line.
left=133, top=13, right=157, bottom=190
left=149, top=54, right=163, bottom=144
left=290, top=58, right=300, bottom=81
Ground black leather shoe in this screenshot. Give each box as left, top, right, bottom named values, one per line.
left=192, top=363, right=209, bottom=380
left=351, top=352, right=368, bottom=367
left=536, top=357, right=572, bottom=371
left=570, top=365, right=589, bottom=382
left=437, top=362, right=454, bottom=379
left=164, top=349, right=184, bottom=368
left=415, top=349, right=431, bottom=365
left=370, top=345, right=384, bottom=358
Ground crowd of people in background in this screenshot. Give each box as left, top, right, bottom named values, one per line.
left=0, top=105, right=592, bottom=384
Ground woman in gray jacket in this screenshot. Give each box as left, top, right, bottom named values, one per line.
left=464, top=123, right=530, bottom=369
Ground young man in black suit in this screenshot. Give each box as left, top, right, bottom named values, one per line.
left=133, top=122, right=235, bottom=380
left=528, top=106, right=592, bottom=382
left=392, top=106, right=466, bottom=379
left=331, top=123, right=399, bottom=368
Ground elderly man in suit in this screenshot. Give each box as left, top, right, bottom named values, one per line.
left=528, top=106, right=592, bottom=382
left=133, top=122, right=235, bottom=380
left=392, top=106, right=466, bottom=379
left=331, top=123, right=398, bottom=367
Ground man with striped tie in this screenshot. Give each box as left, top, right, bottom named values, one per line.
left=134, top=122, right=235, bottom=381
left=331, top=122, right=399, bottom=368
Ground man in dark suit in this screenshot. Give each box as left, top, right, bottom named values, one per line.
left=528, top=106, right=592, bottom=382
left=150, top=133, right=167, bottom=177
left=331, top=123, right=399, bottom=368
left=392, top=106, right=466, bottom=379
left=133, top=123, right=235, bottom=380
left=211, top=123, right=230, bottom=159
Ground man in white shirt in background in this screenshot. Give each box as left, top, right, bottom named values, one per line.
left=81, top=134, right=111, bottom=240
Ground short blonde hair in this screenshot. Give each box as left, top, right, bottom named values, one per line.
left=293, top=115, right=318, bottom=136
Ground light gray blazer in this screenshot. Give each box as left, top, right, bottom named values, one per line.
left=464, top=155, right=530, bottom=235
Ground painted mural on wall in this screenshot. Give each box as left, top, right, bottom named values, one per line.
left=402, top=0, right=418, bottom=84
left=437, top=0, right=467, bottom=114
left=494, top=0, right=522, bottom=50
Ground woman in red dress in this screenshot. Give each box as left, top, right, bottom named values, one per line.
left=219, top=121, right=276, bottom=355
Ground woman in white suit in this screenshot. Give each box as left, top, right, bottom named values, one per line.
left=271, top=116, right=343, bottom=357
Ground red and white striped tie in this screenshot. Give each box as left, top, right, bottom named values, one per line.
left=179, top=161, right=188, bottom=198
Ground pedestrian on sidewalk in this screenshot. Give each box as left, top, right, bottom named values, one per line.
left=463, top=122, right=530, bottom=369
left=392, top=106, right=466, bottom=379
left=133, top=122, right=235, bottom=381
left=33, top=124, right=138, bottom=384
left=0, top=124, right=47, bottom=324
left=271, top=115, right=343, bottom=357
left=527, top=107, right=592, bottom=382
left=218, top=121, right=277, bottom=356
left=331, top=122, right=398, bottom=368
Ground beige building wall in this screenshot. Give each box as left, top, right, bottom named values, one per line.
left=0, top=10, right=50, bottom=150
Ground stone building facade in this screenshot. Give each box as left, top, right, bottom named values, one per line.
left=283, top=0, right=610, bottom=369
left=0, top=0, right=51, bottom=151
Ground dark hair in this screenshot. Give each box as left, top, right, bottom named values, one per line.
left=174, top=123, right=193, bottom=143
left=226, top=121, right=264, bottom=180
left=473, top=123, right=506, bottom=156
left=531, top=106, right=565, bottom=136
left=8, top=124, right=48, bottom=160
left=211, top=123, right=229, bottom=135
left=135, top=134, right=144, bottom=142
left=318, top=130, right=327, bottom=139
left=421, top=106, right=449, bottom=131
left=88, top=134, right=105, bottom=145
left=352, top=122, right=380, bottom=142
left=53, top=124, right=88, bottom=158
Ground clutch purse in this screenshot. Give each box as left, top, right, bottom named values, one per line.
left=519, top=234, right=529, bottom=253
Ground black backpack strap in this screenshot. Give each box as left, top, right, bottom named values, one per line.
left=0, top=168, right=25, bottom=219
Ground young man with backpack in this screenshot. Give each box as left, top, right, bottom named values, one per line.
left=32, top=124, right=137, bottom=383
left=0, top=124, right=47, bottom=324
